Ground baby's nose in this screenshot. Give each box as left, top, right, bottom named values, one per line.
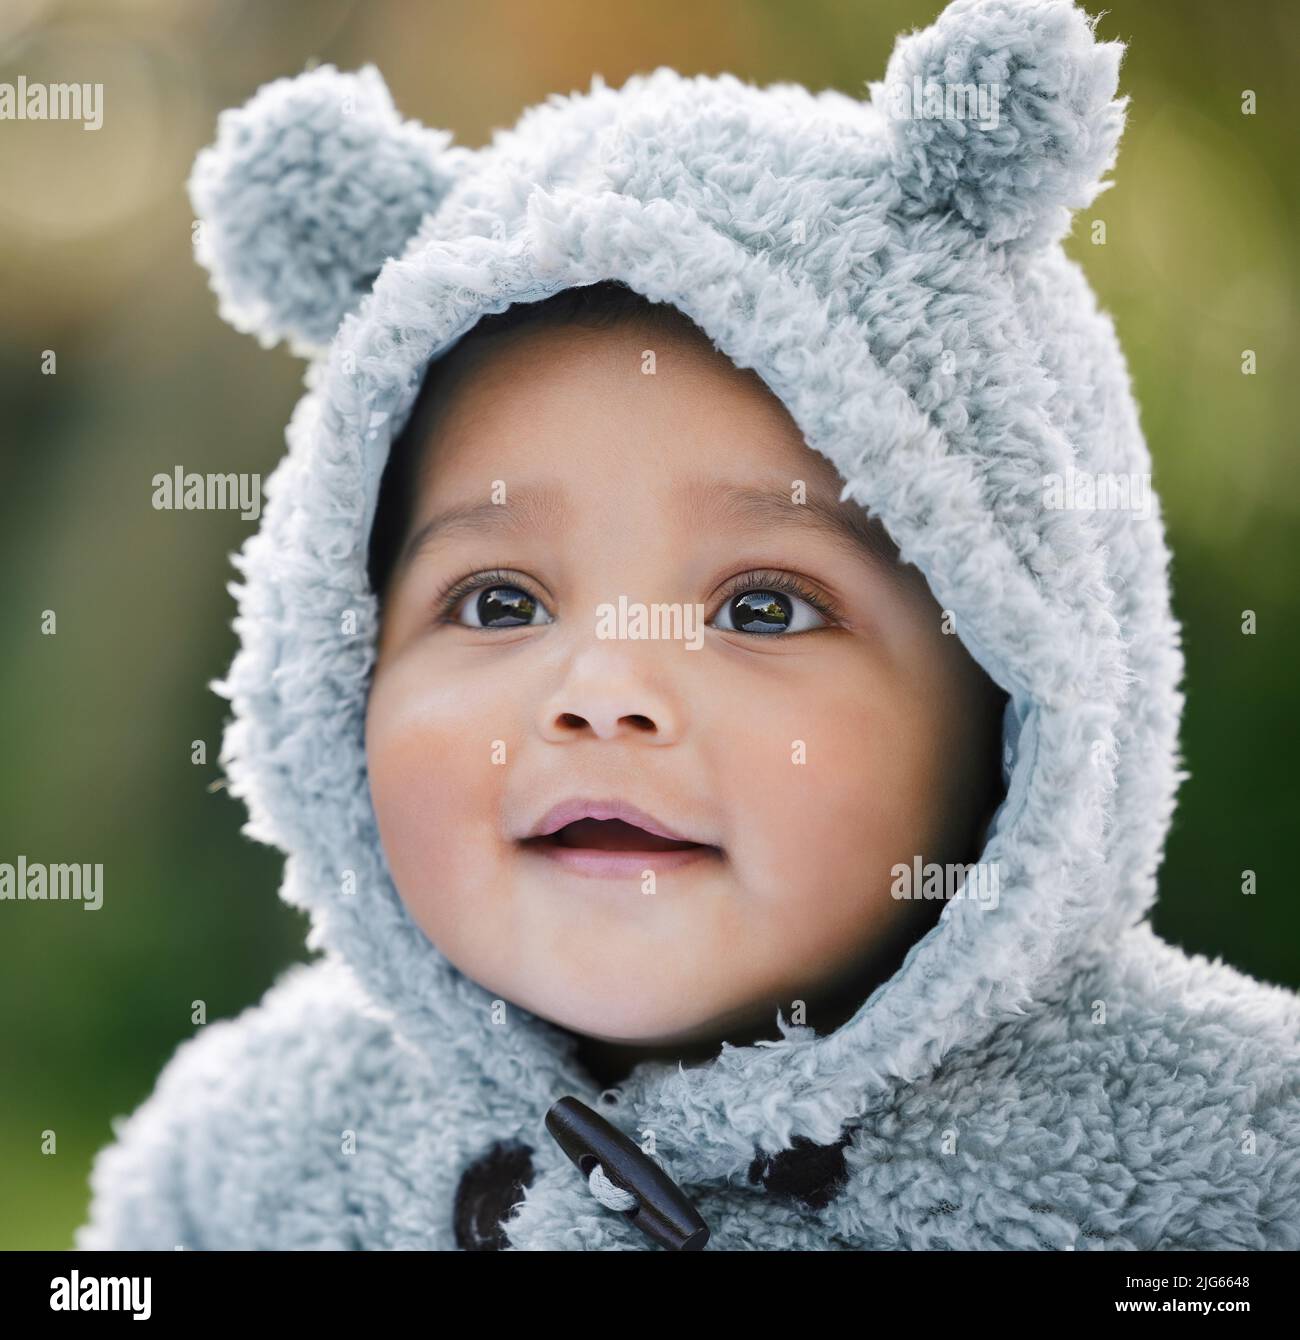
left=548, top=706, right=661, bottom=741
left=536, top=646, right=685, bottom=744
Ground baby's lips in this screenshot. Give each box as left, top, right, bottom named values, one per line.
left=520, top=796, right=718, bottom=848
left=544, top=817, right=702, bottom=853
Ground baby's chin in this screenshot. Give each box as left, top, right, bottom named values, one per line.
left=485, top=953, right=790, bottom=1051
left=469, top=958, right=693, bottom=1039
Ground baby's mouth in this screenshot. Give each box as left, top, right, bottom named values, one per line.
left=515, top=798, right=724, bottom=880
left=524, top=818, right=707, bottom=854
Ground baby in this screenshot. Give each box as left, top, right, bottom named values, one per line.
left=77, top=0, right=1300, bottom=1252
left=362, top=279, right=1007, bottom=1088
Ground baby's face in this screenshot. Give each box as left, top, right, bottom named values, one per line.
left=365, top=316, right=1004, bottom=1048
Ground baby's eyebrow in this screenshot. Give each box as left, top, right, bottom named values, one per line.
left=398, top=477, right=900, bottom=573
left=399, top=484, right=570, bottom=569
left=681, top=479, right=901, bottom=571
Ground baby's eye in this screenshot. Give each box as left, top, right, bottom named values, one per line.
left=450, top=582, right=554, bottom=629
left=710, top=581, right=831, bottom=636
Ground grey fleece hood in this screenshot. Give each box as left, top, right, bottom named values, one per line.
left=76, top=0, right=1300, bottom=1252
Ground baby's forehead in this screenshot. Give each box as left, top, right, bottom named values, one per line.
left=412, top=310, right=817, bottom=474
left=391, top=291, right=900, bottom=565
left=432, top=304, right=748, bottom=400
left=373, top=317, right=907, bottom=602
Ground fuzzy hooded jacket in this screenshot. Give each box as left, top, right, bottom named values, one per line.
left=76, top=0, right=1300, bottom=1251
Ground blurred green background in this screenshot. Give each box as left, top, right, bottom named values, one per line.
left=2, top=0, right=1296, bottom=1248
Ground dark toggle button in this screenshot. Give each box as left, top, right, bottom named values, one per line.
left=545, top=1096, right=710, bottom=1250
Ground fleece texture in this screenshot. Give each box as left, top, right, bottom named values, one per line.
left=77, top=0, right=1300, bottom=1251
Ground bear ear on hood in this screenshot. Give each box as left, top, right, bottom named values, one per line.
left=187, top=63, right=462, bottom=357
left=869, top=0, right=1128, bottom=250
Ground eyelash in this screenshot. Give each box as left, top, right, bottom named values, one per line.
left=433, top=567, right=527, bottom=624
left=716, top=569, right=843, bottom=626
left=432, top=566, right=844, bottom=631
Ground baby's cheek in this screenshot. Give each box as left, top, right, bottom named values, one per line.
left=727, top=680, right=909, bottom=892
left=364, top=665, right=510, bottom=942
left=729, top=670, right=948, bottom=973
